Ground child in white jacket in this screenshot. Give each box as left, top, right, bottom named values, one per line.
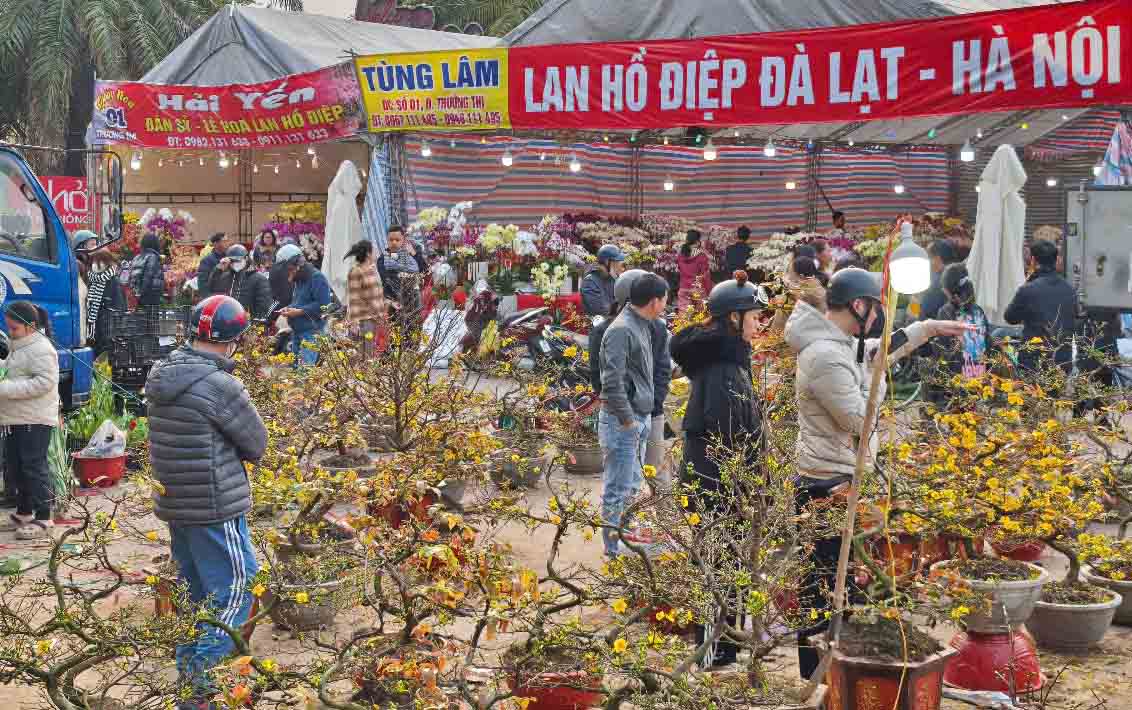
left=0, top=301, right=60, bottom=539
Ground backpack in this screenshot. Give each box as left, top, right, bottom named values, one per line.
left=128, top=253, right=149, bottom=294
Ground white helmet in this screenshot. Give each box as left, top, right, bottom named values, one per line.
left=274, top=243, right=302, bottom=263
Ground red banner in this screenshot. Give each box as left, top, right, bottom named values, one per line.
left=38, top=176, right=93, bottom=230
left=91, top=63, right=365, bottom=149
left=508, top=0, right=1132, bottom=130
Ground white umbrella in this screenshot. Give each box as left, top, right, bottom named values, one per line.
left=323, top=160, right=364, bottom=303
left=967, top=145, right=1027, bottom=326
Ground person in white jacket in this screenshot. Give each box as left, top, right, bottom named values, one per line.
left=0, top=301, right=60, bottom=540
left=784, top=268, right=972, bottom=680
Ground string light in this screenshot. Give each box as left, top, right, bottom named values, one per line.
left=894, top=183, right=905, bottom=194
left=663, top=175, right=674, bottom=191
left=501, top=149, right=514, bottom=167
left=703, top=139, right=718, bottom=161
left=785, top=180, right=797, bottom=190
left=421, top=140, right=432, bottom=157
left=568, top=153, right=582, bottom=173
left=763, top=138, right=776, bottom=158
left=130, top=152, right=142, bottom=171
left=960, top=139, right=975, bottom=163
left=218, top=152, right=230, bottom=169
left=1046, top=177, right=1058, bottom=187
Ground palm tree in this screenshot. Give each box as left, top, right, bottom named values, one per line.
left=0, top=0, right=302, bottom=174
left=420, top=0, right=545, bottom=37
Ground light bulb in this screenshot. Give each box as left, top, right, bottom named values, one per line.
left=1062, top=114, right=1070, bottom=121
left=295, top=158, right=301, bottom=168
left=130, top=152, right=141, bottom=171
left=421, top=141, right=432, bottom=157
left=539, top=152, right=547, bottom=161
left=177, top=160, right=183, bottom=168
left=1046, top=177, right=1058, bottom=187
left=976, top=129, right=984, bottom=139
left=480, top=136, right=487, bottom=145
left=1020, top=122, right=1029, bottom=130
left=311, top=154, right=319, bottom=169
left=894, top=183, right=905, bottom=194
left=274, top=165, right=279, bottom=175
left=501, top=149, right=514, bottom=167
left=848, top=139, right=855, bottom=147
left=975, top=184, right=981, bottom=193
left=1093, top=164, right=1103, bottom=177
left=663, top=136, right=670, bottom=146
left=199, top=157, right=205, bottom=167
left=960, top=139, right=975, bottom=163
left=763, top=138, right=776, bottom=158
left=253, top=164, right=259, bottom=174
left=568, top=154, right=582, bottom=173
left=234, top=157, right=239, bottom=166
left=889, top=222, right=931, bottom=295
left=218, top=153, right=230, bottom=169
left=785, top=181, right=797, bottom=191
left=663, top=176, right=674, bottom=191
left=307, top=146, right=316, bottom=155
left=703, top=140, right=718, bottom=161
left=733, top=129, right=740, bottom=137
left=603, top=134, right=609, bottom=143
left=157, top=158, right=164, bottom=168
left=449, top=139, right=456, bottom=148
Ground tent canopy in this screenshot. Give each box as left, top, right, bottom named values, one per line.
left=142, top=5, right=498, bottom=85
left=503, top=0, right=1085, bottom=148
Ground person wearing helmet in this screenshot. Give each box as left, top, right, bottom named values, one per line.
left=589, top=269, right=673, bottom=485
left=598, top=272, right=668, bottom=560
left=208, top=244, right=272, bottom=320
left=279, top=250, right=332, bottom=367
left=145, top=295, right=265, bottom=708
left=784, top=266, right=972, bottom=680
left=668, top=270, right=765, bottom=669
left=269, top=243, right=303, bottom=321
left=580, top=244, right=626, bottom=317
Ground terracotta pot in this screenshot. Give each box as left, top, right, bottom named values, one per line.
left=512, top=671, right=603, bottom=710
left=930, top=560, right=1049, bottom=633
left=991, top=538, right=1045, bottom=562
left=562, top=445, right=602, bottom=476
left=943, top=629, right=1044, bottom=693
left=1027, top=589, right=1122, bottom=651
left=1083, top=565, right=1132, bottom=625
left=826, top=647, right=956, bottom=710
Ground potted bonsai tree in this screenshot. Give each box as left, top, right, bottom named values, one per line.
left=1080, top=534, right=1132, bottom=625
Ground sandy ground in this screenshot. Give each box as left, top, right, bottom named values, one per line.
left=4, top=465, right=1131, bottom=708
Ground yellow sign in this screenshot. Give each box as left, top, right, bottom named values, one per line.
left=355, top=48, right=511, bottom=132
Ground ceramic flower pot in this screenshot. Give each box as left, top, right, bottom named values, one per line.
left=268, top=581, right=341, bottom=632
left=1027, top=589, right=1122, bottom=651
left=827, top=647, right=956, bottom=710
left=931, top=561, right=1049, bottom=633
left=1083, top=565, right=1132, bottom=625
left=562, top=445, right=603, bottom=476
left=943, top=629, right=1044, bottom=693
left=991, top=538, right=1046, bottom=562
left=511, top=671, right=603, bottom=710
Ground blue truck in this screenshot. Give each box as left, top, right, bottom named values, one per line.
left=0, top=144, right=123, bottom=410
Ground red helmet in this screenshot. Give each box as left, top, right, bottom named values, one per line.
left=191, top=295, right=250, bottom=343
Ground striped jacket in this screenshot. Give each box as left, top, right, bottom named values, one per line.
left=347, top=264, right=384, bottom=323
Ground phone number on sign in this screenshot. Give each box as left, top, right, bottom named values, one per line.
left=371, top=112, right=504, bottom=129
left=164, top=129, right=332, bottom=148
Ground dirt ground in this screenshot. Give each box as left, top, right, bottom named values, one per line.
left=4, top=467, right=1131, bottom=709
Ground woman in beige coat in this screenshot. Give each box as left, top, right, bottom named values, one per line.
left=0, top=301, right=60, bottom=539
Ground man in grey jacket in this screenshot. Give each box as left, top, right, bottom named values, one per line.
left=598, top=273, right=668, bottom=558
left=145, top=294, right=266, bottom=709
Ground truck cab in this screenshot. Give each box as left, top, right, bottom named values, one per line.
left=0, top=146, right=94, bottom=410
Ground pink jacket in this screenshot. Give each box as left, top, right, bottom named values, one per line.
left=677, top=251, right=713, bottom=298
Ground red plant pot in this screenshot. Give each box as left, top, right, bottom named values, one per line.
left=943, top=630, right=1043, bottom=694
left=512, top=671, right=603, bottom=710
left=827, top=647, right=956, bottom=710
left=991, top=538, right=1046, bottom=563
left=73, top=453, right=127, bottom=488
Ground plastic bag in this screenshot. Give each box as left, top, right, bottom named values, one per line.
left=80, top=420, right=127, bottom=459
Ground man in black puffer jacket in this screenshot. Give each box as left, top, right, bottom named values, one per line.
left=145, top=295, right=266, bottom=709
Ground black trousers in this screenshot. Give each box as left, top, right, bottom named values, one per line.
left=795, top=476, right=853, bottom=681
left=5, top=425, right=54, bottom=520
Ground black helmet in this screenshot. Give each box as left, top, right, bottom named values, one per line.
left=826, top=268, right=881, bottom=308
left=596, top=244, right=625, bottom=265
left=707, top=270, right=761, bottom=318
left=190, top=295, right=250, bottom=343
left=225, top=244, right=249, bottom=260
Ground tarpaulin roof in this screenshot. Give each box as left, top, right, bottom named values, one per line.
left=141, top=5, right=499, bottom=86
left=503, top=0, right=1098, bottom=148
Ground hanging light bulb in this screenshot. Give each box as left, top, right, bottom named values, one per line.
left=763, top=138, right=776, bottom=158
left=218, top=152, right=230, bottom=169
left=959, top=139, right=975, bottom=163
left=848, top=139, right=855, bottom=147
left=785, top=180, right=797, bottom=191
left=480, top=136, right=487, bottom=145
left=889, top=222, right=931, bottom=295
left=253, top=164, right=259, bottom=174
left=603, top=134, right=609, bottom=143
left=311, top=154, right=319, bottom=170
left=1093, top=163, right=1103, bottom=177
left=501, top=149, right=514, bottom=167
left=663, top=136, right=670, bottom=146
left=733, top=129, right=740, bottom=137
left=1020, top=122, right=1030, bottom=130
left=893, top=183, right=905, bottom=194
left=421, top=140, right=432, bottom=157
left=663, top=175, right=674, bottom=191
left=307, top=146, right=316, bottom=156
left=975, top=184, right=981, bottom=193
left=177, top=160, right=183, bottom=168
left=234, top=156, right=239, bottom=166
left=199, top=156, right=205, bottom=167
left=703, top=140, right=718, bottom=161
left=568, top=153, right=582, bottom=173
left=274, top=164, right=280, bottom=175
left=976, top=129, right=984, bottom=139
left=1046, top=177, right=1058, bottom=187
left=539, top=152, right=547, bottom=161
left=157, top=157, right=164, bottom=168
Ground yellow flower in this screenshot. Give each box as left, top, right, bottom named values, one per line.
left=261, top=658, right=277, bottom=672
left=642, top=465, right=657, bottom=479
left=145, top=575, right=158, bottom=586
left=511, top=454, right=521, bottom=463
left=1000, top=380, right=1015, bottom=393
left=294, top=591, right=310, bottom=604
left=563, top=345, right=578, bottom=358
left=1028, top=337, right=1043, bottom=345
left=611, top=598, right=628, bottom=614
left=252, top=583, right=266, bottom=598
left=680, top=495, right=689, bottom=509
left=35, top=640, right=54, bottom=656
left=612, top=638, right=628, bottom=654
left=687, top=513, right=701, bottom=526
left=108, top=519, right=118, bottom=531
left=950, top=605, right=971, bottom=621
left=574, top=384, right=586, bottom=393
left=145, top=530, right=160, bottom=542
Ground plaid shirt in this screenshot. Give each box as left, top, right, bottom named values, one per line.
left=347, top=264, right=384, bottom=323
